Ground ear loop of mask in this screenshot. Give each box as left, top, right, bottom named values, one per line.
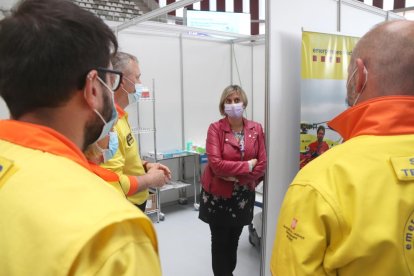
left=94, top=77, right=116, bottom=124
left=120, top=77, right=134, bottom=95
left=352, top=67, right=368, bottom=106
left=121, top=86, right=130, bottom=97
left=83, top=74, right=111, bottom=124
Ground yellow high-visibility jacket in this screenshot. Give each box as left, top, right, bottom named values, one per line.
left=101, top=105, right=148, bottom=205
left=0, top=120, right=161, bottom=275
left=271, top=96, right=414, bottom=275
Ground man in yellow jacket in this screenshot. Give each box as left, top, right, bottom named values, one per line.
left=0, top=0, right=161, bottom=275
left=102, top=52, right=171, bottom=211
left=271, top=20, right=414, bottom=275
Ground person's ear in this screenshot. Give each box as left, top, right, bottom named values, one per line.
left=355, top=58, right=368, bottom=94
left=83, top=70, right=101, bottom=110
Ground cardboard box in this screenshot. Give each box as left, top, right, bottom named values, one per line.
left=145, top=193, right=157, bottom=212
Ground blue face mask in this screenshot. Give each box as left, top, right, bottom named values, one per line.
left=98, top=131, right=119, bottom=163
left=127, top=83, right=144, bottom=105
left=123, top=77, right=144, bottom=106
left=94, top=77, right=118, bottom=143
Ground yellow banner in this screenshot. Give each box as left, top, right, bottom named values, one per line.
left=301, top=32, right=359, bottom=80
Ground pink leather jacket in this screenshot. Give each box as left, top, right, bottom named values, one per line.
left=201, top=117, right=267, bottom=198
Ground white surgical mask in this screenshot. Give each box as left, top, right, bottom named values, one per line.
left=123, top=77, right=144, bottom=106
left=97, top=131, right=119, bottom=163
left=84, top=131, right=118, bottom=164
left=224, top=103, right=244, bottom=118
left=128, top=83, right=144, bottom=105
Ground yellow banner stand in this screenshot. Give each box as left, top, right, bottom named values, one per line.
left=301, top=32, right=359, bottom=80
left=299, top=31, right=359, bottom=168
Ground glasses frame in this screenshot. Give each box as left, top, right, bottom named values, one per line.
left=96, top=67, right=123, bottom=91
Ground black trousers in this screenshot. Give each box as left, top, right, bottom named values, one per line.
left=135, top=200, right=147, bottom=212
left=209, top=224, right=244, bottom=276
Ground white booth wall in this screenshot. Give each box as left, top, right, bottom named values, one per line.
left=118, top=28, right=264, bottom=153
left=252, top=44, right=266, bottom=126
left=264, top=0, right=403, bottom=275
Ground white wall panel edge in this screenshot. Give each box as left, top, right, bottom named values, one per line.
left=263, top=0, right=338, bottom=275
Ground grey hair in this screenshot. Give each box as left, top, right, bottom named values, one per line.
left=111, top=52, right=138, bottom=74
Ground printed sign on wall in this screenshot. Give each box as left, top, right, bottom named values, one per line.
left=300, top=31, right=359, bottom=168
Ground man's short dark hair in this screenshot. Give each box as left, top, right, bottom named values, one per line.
left=317, top=125, right=325, bottom=134
left=0, top=0, right=118, bottom=118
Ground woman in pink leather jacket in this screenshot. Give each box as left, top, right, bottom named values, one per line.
left=199, top=85, right=267, bottom=276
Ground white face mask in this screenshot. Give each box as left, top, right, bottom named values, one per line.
left=224, top=103, right=244, bottom=118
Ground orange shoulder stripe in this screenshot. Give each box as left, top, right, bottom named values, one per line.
left=127, top=175, right=139, bottom=196
left=0, top=120, right=119, bottom=182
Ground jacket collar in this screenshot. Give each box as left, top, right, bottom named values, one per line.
left=0, top=120, right=118, bottom=182
left=219, top=117, right=254, bottom=133
left=328, top=96, right=414, bottom=141
left=116, top=104, right=126, bottom=119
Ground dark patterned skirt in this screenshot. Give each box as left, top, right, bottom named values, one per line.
left=198, top=184, right=255, bottom=227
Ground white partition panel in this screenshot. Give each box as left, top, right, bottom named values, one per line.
left=232, top=44, right=253, bottom=119
left=253, top=44, right=265, bottom=126
left=117, top=31, right=183, bottom=154
left=265, top=1, right=338, bottom=273
left=182, top=38, right=232, bottom=148
left=341, top=0, right=388, bottom=35
left=116, top=29, right=259, bottom=154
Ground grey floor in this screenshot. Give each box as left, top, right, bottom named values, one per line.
left=153, top=204, right=261, bottom=276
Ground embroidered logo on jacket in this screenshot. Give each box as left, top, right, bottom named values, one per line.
left=283, top=217, right=305, bottom=242
left=403, top=212, right=414, bottom=274
left=291, top=218, right=298, bottom=229
left=126, top=133, right=134, bottom=147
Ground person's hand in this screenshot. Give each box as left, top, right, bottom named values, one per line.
left=251, top=158, right=258, bottom=167
left=146, top=169, right=167, bottom=188
left=249, top=158, right=258, bottom=167
left=147, top=162, right=172, bottom=181
left=220, top=176, right=238, bottom=182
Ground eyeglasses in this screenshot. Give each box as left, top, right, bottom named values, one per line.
left=96, top=67, right=123, bottom=91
